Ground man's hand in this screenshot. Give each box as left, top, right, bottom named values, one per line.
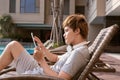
left=33, top=36, right=46, bottom=51
left=33, top=46, right=45, bottom=63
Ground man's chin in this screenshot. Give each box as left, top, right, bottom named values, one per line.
left=65, top=42, right=70, bottom=45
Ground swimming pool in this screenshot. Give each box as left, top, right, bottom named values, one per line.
left=0, top=44, right=34, bottom=55
left=0, top=48, right=34, bottom=55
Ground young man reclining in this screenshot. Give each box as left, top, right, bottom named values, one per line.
left=0, top=14, right=90, bottom=80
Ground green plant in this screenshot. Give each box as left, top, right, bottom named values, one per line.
left=0, top=14, right=15, bottom=38
left=53, top=41, right=65, bottom=48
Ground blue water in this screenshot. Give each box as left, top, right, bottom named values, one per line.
left=0, top=46, right=34, bottom=55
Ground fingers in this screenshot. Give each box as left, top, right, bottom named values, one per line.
left=33, top=47, right=44, bottom=62
left=34, top=36, right=43, bottom=45
left=33, top=36, right=46, bottom=50
left=34, top=46, right=40, bottom=51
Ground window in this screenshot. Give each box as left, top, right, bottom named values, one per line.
left=9, top=0, right=16, bottom=13
left=20, top=0, right=40, bottom=13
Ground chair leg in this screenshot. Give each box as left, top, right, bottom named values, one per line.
left=87, top=73, right=100, bottom=80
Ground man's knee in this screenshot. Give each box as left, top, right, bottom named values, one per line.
left=7, top=41, right=21, bottom=48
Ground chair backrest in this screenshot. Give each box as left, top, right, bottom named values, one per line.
left=73, top=24, right=119, bottom=80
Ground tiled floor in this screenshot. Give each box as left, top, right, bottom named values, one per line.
left=95, top=53, right=120, bottom=80
left=106, top=52, right=120, bottom=60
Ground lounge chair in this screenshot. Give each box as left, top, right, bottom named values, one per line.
left=0, top=24, right=119, bottom=80
left=75, top=24, right=119, bottom=80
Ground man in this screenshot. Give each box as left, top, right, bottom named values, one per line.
left=0, top=14, right=90, bottom=80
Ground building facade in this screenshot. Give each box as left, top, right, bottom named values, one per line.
left=86, top=0, right=120, bottom=52
left=0, top=0, right=120, bottom=52
left=0, top=0, right=77, bottom=42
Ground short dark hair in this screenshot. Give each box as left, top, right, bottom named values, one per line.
left=62, top=14, right=88, bottom=39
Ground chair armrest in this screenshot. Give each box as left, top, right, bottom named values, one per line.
left=0, top=74, right=64, bottom=80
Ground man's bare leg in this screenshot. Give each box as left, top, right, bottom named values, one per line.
left=0, top=41, right=25, bottom=71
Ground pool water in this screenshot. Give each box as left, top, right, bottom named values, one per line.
left=24, top=48, right=34, bottom=54
left=0, top=46, right=34, bottom=55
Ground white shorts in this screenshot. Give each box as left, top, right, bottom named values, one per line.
left=12, top=49, right=44, bottom=75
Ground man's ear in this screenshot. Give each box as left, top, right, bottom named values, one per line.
left=75, top=28, right=80, bottom=34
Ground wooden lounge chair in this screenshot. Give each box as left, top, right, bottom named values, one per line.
left=75, top=24, right=119, bottom=80
left=0, top=24, right=119, bottom=80
left=0, top=74, right=64, bottom=80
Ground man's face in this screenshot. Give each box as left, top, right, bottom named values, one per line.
left=63, top=26, right=76, bottom=45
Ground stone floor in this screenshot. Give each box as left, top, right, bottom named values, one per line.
left=107, top=52, right=120, bottom=60
left=94, top=52, right=120, bottom=80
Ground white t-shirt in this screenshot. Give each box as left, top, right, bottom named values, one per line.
left=51, top=42, right=90, bottom=77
